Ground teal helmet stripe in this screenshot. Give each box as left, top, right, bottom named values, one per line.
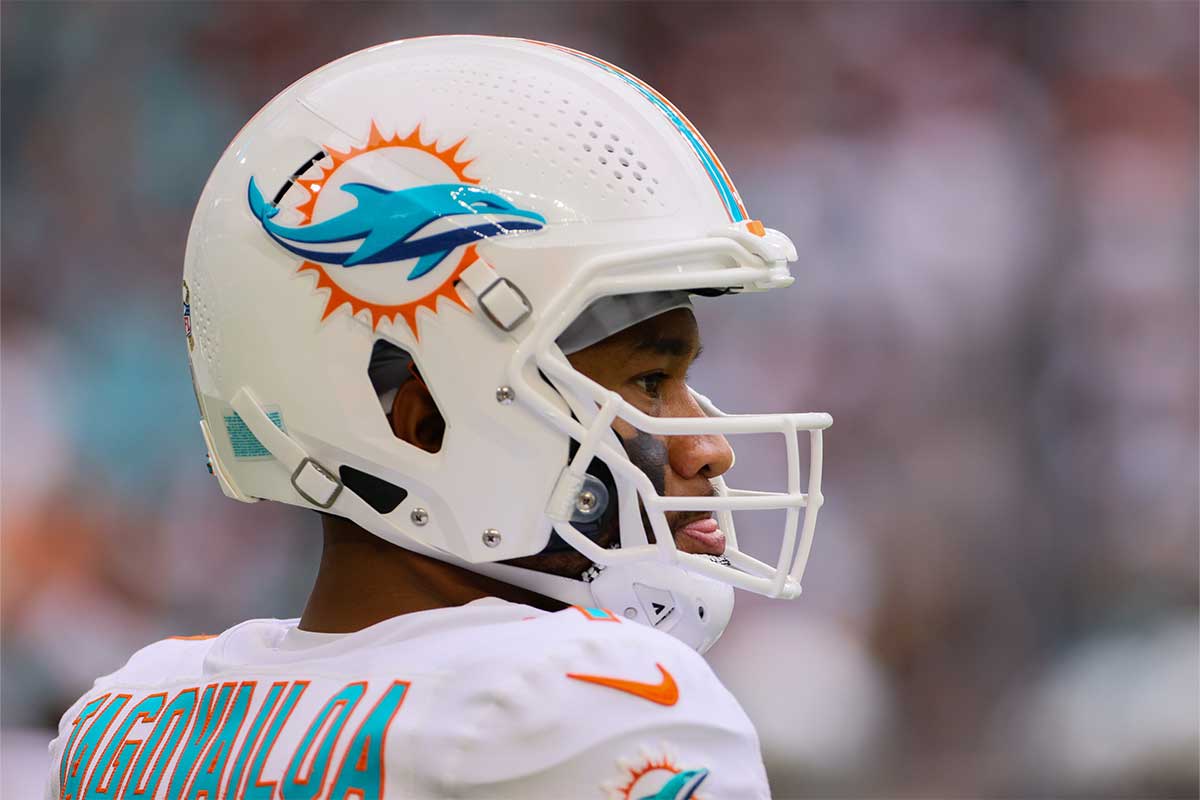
left=545, top=44, right=747, bottom=222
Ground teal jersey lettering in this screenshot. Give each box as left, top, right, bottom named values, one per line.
left=225, top=681, right=288, bottom=798
left=243, top=681, right=308, bottom=800
left=82, top=692, right=166, bottom=798
left=58, top=695, right=110, bottom=792
left=185, top=682, right=255, bottom=799
left=280, top=682, right=366, bottom=800
left=62, top=695, right=130, bottom=800
left=328, top=681, right=409, bottom=799
left=57, top=677, right=413, bottom=798
left=126, top=688, right=198, bottom=797
left=165, top=683, right=235, bottom=800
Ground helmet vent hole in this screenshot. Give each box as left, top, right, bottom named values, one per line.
left=425, top=61, right=661, bottom=210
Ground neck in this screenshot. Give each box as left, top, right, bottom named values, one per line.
left=299, top=515, right=564, bottom=633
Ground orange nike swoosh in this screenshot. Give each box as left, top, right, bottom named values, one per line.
left=566, top=662, right=679, bottom=706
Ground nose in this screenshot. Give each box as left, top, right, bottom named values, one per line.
left=667, top=392, right=735, bottom=481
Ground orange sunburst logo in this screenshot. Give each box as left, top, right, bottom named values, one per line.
left=616, top=754, right=679, bottom=798
left=274, top=121, right=487, bottom=337
left=605, top=749, right=709, bottom=800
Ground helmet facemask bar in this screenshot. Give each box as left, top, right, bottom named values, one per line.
left=502, top=230, right=831, bottom=600
left=539, top=355, right=828, bottom=599
left=696, top=390, right=826, bottom=595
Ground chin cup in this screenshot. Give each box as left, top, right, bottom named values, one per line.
left=587, top=559, right=735, bottom=654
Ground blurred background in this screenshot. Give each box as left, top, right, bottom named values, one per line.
left=2, top=1, right=1196, bottom=797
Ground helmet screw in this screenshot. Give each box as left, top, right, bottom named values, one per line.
left=495, top=386, right=515, bottom=405
left=482, top=529, right=502, bottom=548
left=410, top=508, right=429, bottom=526
left=575, top=490, right=597, bottom=514
left=624, top=607, right=639, bottom=619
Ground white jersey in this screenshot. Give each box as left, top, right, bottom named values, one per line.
left=47, top=598, right=770, bottom=799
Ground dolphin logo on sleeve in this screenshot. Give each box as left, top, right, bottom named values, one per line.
left=247, top=178, right=545, bottom=280
left=638, top=768, right=709, bottom=800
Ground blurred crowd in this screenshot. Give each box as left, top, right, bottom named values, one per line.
left=2, top=2, right=1196, bottom=797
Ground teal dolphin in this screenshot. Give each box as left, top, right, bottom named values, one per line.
left=247, top=178, right=545, bottom=279
left=638, top=768, right=709, bottom=800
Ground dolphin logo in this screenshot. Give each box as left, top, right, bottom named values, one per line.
left=637, top=768, right=709, bottom=800
left=247, top=178, right=545, bottom=280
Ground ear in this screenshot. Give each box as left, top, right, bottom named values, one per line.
left=390, top=379, right=445, bottom=453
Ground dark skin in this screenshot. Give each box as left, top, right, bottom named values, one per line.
left=301, top=308, right=734, bottom=632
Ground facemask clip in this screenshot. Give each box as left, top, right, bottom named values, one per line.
left=546, top=468, right=609, bottom=523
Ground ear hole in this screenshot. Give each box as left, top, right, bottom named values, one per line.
left=369, top=339, right=445, bottom=453
left=339, top=465, right=409, bottom=515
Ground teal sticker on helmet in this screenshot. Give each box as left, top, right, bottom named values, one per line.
left=224, top=410, right=284, bottom=459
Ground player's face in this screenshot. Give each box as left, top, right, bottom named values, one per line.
left=393, top=307, right=734, bottom=579
left=567, top=307, right=735, bottom=557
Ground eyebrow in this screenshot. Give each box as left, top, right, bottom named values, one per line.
left=631, top=335, right=703, bottom=360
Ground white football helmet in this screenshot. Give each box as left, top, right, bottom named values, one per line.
left=183, top=36, right=830, bottom=653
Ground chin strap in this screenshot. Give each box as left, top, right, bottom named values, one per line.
left=587, top=560, right=735, bottom=654
left=231, top=389, right=343, bottom=508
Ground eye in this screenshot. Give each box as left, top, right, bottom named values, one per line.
left=633, top=371, right=667, bottom=398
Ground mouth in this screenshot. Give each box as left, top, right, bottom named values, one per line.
left=671, top=512, right=726, bottom=557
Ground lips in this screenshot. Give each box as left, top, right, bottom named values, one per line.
left=673, top=515, right=726, bottom=556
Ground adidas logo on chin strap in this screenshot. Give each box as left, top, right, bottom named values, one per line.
left=635, top=583, right=677, bottom=627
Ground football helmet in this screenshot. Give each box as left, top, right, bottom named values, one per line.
left=183, top=36, right=830, bottom=653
